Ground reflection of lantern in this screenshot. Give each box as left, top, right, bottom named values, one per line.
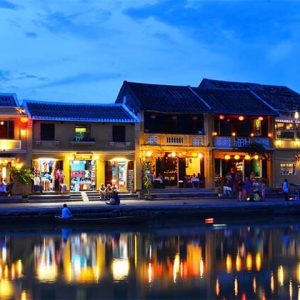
left=225, top=155, right=231, bottom=160
left=20, top=117, right=28, bottom=123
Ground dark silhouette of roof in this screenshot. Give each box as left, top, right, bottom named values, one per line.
left=200, top=78, right=300, bottom=113
left=193, top=87, right=278, bottom=115
left=116, top=81, right=210, bottom=113
left=0, top=93, right=18, bottom=107
left=24, top=100, right=138, bottom=122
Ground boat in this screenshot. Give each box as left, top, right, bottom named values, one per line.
left=55, top=215, right=146, bottom=225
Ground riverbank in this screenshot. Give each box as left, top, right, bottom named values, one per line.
left=0, top=197, right=299, bottom=222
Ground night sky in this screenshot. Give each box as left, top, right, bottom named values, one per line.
left=1, top=0, right=300, bottom=103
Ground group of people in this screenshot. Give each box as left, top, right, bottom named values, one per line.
left=221, top=171, right=267, bottom=201
left=99, top=183, right=120, bottom=205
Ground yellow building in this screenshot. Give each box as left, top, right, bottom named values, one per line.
left=24, top=101, right=138, bottom=192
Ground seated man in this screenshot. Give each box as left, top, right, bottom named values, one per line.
left=61, top=204, right=72, bottom=219
left=106, top=190, right=120, bottom=205
left=99, top=184, right=106, bottom=200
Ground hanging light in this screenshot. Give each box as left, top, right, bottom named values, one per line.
left=258, top=116, right=264, bottom=121
left=295, top=111, right=299, bottom=120
left=198, top=153, right=203, bottom=159
left=245, top=154, right=251, bottom=160
left=268, top=133, right=273, bottom=137
left=232, top=132, right=236, bottom=137
left=225, top=154, right=231, bottom=160
left=212, top=132, right=218, bottom=136
left=234, top=155, right=240, bottom=160
left=20, top=117, right=29, bottom=123
left=250, top=133, right=254, bottom=137
left=254, top=155, right=259, bottom=160
left=146, top=151, right=152, bottom=157
left=171, top=152, right=176, bottom=158
left=219, top=115, right=225, bottom=120
left=238, top=116, right=244, bottom=121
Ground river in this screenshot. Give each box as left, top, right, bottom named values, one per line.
left=0, top=216, right=299, bottom=299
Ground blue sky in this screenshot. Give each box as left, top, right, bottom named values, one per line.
left=0, top=0, right=300, bottom=103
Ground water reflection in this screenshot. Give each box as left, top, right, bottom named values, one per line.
left=1, top=221, right=300, bottom=299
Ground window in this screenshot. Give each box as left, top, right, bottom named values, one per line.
left=41, top=123, right=55, bottom=140
left=112, top=125, right=126, bottom=142
left=0, top=121, right=14, bottom=139
left=75, top=125, right=90, bottom=141
left=280, top=163, right=296, bottom=175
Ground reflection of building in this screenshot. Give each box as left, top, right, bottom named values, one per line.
left=25, top=101, right=138, bottom=192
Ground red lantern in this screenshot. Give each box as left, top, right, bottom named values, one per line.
left=20, top=117, right=28, bottom=123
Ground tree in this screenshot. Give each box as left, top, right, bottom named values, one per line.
left=9, top=166, right=34, bottom=196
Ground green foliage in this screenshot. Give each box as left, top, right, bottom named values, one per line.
left=10, top=166, right=34, bottom=185
left=143, top=175, right=153, bottom=192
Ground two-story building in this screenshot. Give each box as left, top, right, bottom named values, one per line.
left=24, top=100, right=138, bottom=192
left=192, top=87, right=278, bottom=186
left=200, top=78, right=300, bottom=187
left=115, top=81, right=212, bottom=190
left=0, top=93, right=31, bottom=183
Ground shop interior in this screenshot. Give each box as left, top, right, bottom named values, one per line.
left=70, top=160, right=96, bottom=191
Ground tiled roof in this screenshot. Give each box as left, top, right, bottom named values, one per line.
left=24, top=100, right=138, bottom=123
left=0, top=93, right=18, bottom=107
left=116, top=81, right=210, bottom=113
left=193, top=87, right=278, bottom=116
left=200, top=78, right=300, bottom=113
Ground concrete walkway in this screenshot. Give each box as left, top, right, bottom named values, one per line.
left=0, top=196, right=299, bottom=219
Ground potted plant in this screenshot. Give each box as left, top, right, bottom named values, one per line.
left=9, top=165, right=34, bottom=197
left=143, top=175, right=153, bottom=200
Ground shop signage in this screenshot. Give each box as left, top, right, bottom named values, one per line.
left=74, top=153, right=93, bottom=160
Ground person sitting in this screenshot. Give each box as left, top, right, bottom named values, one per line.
left=105, top=184, right=113, bottom=200
left=106, top=190, right=120, bottom=205
left=99, top=184, right=106, bottom=200
left=112, top=183, right=119, bottom=192
left=61, top=204, right=72, bottom=219
left=0, top=179, right=7, bottom=196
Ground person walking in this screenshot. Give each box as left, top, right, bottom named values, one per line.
left=282, top=179, right=290, bottom=201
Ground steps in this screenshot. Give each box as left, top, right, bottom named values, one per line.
left=150, top=188, right=218, bottom=199
left=85, top=191, right=139, bottom=202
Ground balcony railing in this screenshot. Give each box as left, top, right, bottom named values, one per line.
left=275, top=139, right=300, bottom=149
left=35, top=140, right=60, bottom=147
left=0, top=139, right=22, bottom=151
left=214, top=136, right=272, bottom=149
left=144, top=134, right=207, bottom=147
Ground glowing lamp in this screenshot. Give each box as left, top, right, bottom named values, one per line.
left=212, top=132, right=218, bottom=136
left=225, top=154, right=231, bottom=160
left=198, top=153, right=203, bottom=159
left=171, top=152, right=176, bottom=158
left=205, top=218, right=214, bottom=224
left=295, top=111, right=299, bottom=120
left=254, top=155, right=259, bottom=160
left=268, top=133, right=273, bottom=137
left=232, top=132, right=236, bottom=137
left=250, top=133, right=254, bottom=137
left=20, top=117, right=28, bottom=123
left=238, top=116, right=244, bottom=121
left=245, top=154, right=251, bottom=160
left=219, top=115, right=225, bottom=120
left=258, top=116, right=264, bottom=121
left=234, top=155, right=240, bottom=160
left=146, top=151, right=152, bottom=157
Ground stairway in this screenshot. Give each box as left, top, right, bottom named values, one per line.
left=85, top=191, right=139, bottom=202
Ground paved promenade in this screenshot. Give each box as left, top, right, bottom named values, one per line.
left=0, top=196, right=299, bottom=220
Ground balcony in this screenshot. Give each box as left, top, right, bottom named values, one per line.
left=144, top=134, right=208, bottom=147
left=109, top=141, right=131, bottom=148
left=214, top=136, right=272, bottom=149
left=35, top=140, right=60, bottom=147
left=0, top=139, right=22, bottom=151
left=71, top=139, right=96, bottom=145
